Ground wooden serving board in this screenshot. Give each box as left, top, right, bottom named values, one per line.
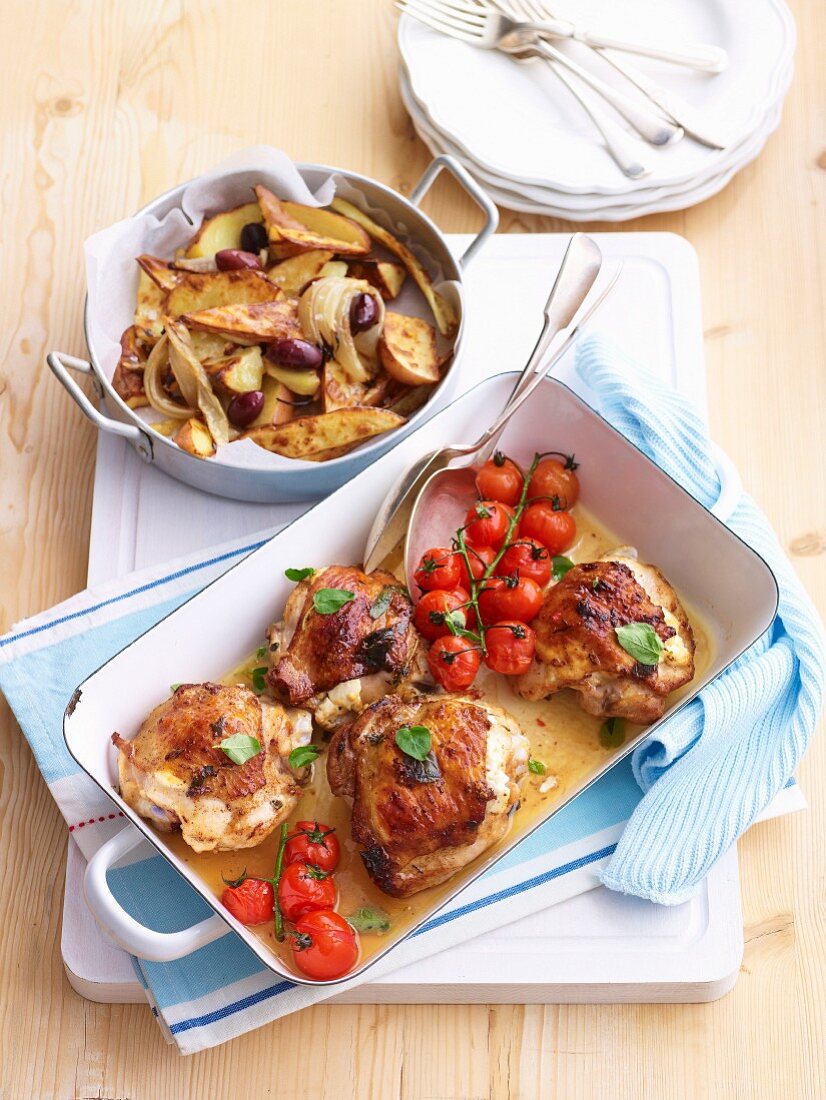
left=63, top=232, right=795, bottom=1005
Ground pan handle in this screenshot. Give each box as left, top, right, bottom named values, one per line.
left=410, top=155, right=498, bottom=269
left=47, top=351, right=153, bottom=462
left=84, top=826, right=228, bottom=962
left=708, top=443, right=743, bottom=523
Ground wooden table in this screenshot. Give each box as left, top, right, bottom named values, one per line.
left=1, top=2, right=823, bottom=1096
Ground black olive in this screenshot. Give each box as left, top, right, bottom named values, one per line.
left=350, top=292, right=379, bottom=334
left=240, top=221, right=268, bottom=253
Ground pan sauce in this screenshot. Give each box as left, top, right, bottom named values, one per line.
left=164, top=503, right=711, bottom=975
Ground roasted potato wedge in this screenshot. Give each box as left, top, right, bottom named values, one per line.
left=322, top=360, right=393, bottom=412
left=347, top=260, right=407, bottom=301
left=267, top=250, right=333, bottom=296
left=256, top=185, right=370, bottom=259
left=184, top=299, right=303, bottom=344
left=330, top=197, right=458, bottom=336
left=247, top=407, right=405, bottom=459
left=318, top=259, right=348, bottom=280
left=203, top=346, right=264, bottom=395
left=165, top=270, right=281, bottom=318
left=147, top=417, right=185, bottom=438
left=386, top=383, right=434, bottom=418
left=137, top=255, right=181, bottom=291
left=379, top=312, right=440, bottom=386
left=134, top=269, right=168, bottom=343
left=189, top=331, right=233, bottom=361
left=113, top=326, right=149, bottom=408
left=186, top=201, right=263, bottom=259
left=173, top=417, right=216, bottom=458
left=264, top=361, right=321, bottom=396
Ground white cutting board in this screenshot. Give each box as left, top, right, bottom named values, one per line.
left=64, top=233, right=778, bottom=1004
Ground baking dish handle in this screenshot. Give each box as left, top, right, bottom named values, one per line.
left=410, top=155, right=498, bottom=269
left=709, top=443, right=743, bottom=524
left=84, top=826, right=228, bottom=961
left=47, top=351, right=154, bottom=462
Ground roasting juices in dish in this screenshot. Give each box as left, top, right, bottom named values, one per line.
left=112, top=449, right=711, bottom=980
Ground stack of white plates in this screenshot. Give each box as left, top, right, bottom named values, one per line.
left=398, top=0, right=795, bottom=221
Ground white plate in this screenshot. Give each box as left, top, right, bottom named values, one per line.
left=398, top=0, right=795, bottom=196
left=403, top=73, right=787, bottom=221
left=400, top=59, right=792, bottom=214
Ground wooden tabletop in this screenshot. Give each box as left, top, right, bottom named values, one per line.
left=1, top=1, right=824, bottom=1096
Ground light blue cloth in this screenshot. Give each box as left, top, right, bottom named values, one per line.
left=576, top=335, right=825, bottom=904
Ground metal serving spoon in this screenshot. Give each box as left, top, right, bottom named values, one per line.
left=363, top=234, right=606, bottom=573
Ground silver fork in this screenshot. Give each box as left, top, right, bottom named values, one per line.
left=401, top=0, right=680, bottom=150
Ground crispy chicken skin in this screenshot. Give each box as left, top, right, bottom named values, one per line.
left=327, top=693, right=529, bottom=897
left=112, top=682, right=312, bottom=852
left=266, top=565, right=422, bottom=729
left=514, top=559, right=695, bottom=722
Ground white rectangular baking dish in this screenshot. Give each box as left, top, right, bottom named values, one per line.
left=65, top=373, right=778, bottom=986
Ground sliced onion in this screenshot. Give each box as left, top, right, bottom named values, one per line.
left=298, top=276, right=384, bottom=384
left=166, top=319, right=230, bottom=447
left=143, top=334, right=195, bottom=420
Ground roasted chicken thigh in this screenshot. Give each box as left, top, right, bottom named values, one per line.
left=327, top=693, right=529, bottom=897
left=112, top=682, right=312, bottom=852
left=266, top=565, right=422, bottom=730
left=514, top=558, right=695, bottom=722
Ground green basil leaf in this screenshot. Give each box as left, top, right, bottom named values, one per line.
left=288, top=744, right=321, bottom=770
left=170, top=682, right=182, bottom=693
left=285, top=566, right=316, bottom=582
left=615, top=622, right=663, bottom=665
left=251, top=666, right=268, bottom=694
left=346, top=906, right=391, bottom=934
left=220, top=734, right=261, bottom=765
left=395, top=725, right=432, bottom=761
left=599, top=716, right=625, bottom=749
left=313, top=588, right=355, bottom=615
left=528, top=757, right=546, bottom=774
left=255, top=644, right=268, bottom=659
left=370, top=585, right=396, bottom=620
left=551, top=555, right=574, bottom=581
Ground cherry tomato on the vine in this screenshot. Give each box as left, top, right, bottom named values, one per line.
left=464, top=500, right=514, bottom=550
left=478, top=574, right=543, bottom=625
left=414, top=587, right=473, bottom=641
left=496, top=537, right=552, bottom=588
left=456, top=543, right=497, bottom=589
left=484, top=621, right=537, bottom=675
left=278, top=862, right=336, bottom=924
left=284, top=821, right=340, bottom=873
left=475, top=453, right=524, bottom=507
left=428, top=635, right=482, bottom=691
left=221, top=878, right=274, bottom=926
left=290, top=910, right=359, bottom=980
left=413, top=547, right=462, bottom=592
left=527, top=456, right=580, bottom=508
left=520, top=502, right=577, bottom=555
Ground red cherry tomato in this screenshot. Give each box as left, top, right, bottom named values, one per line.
left=427, top=635, right=482, bottom=691
left=291, top=909, right=359, bottom=981
left=475, top=453, right=524, bottom=507
left=484, top=621, right=537, bottom=675
left=278, top=862, right=336, bottom=924
left=221, top=878, right=274, bottom=925
left=456, top=544, right=497, bottom=589
left=478, top=575, right=543, bottom=625
left=414, top=587, right=472, bottom=641
left=413, top=547, right=462, bottom=592
left=464, top=501, right=514, bottom=549
left=527, top=456, right=580, bottom=508
left=520, top=502, right=577, bottom=555
left=284, top=821, right=340, bottom=873
left=496, top=537, right=552, bottom=588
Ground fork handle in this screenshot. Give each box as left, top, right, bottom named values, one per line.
left=532, top=53, right=651, bottom=180
left=574, top=27, right=728, bottom=74
left=533, top=39, right=681, bottom=147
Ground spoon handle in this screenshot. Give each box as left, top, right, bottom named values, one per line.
left=473, top=262, right=622, bottom=463
left=471, top=235, right=602, bottom=460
